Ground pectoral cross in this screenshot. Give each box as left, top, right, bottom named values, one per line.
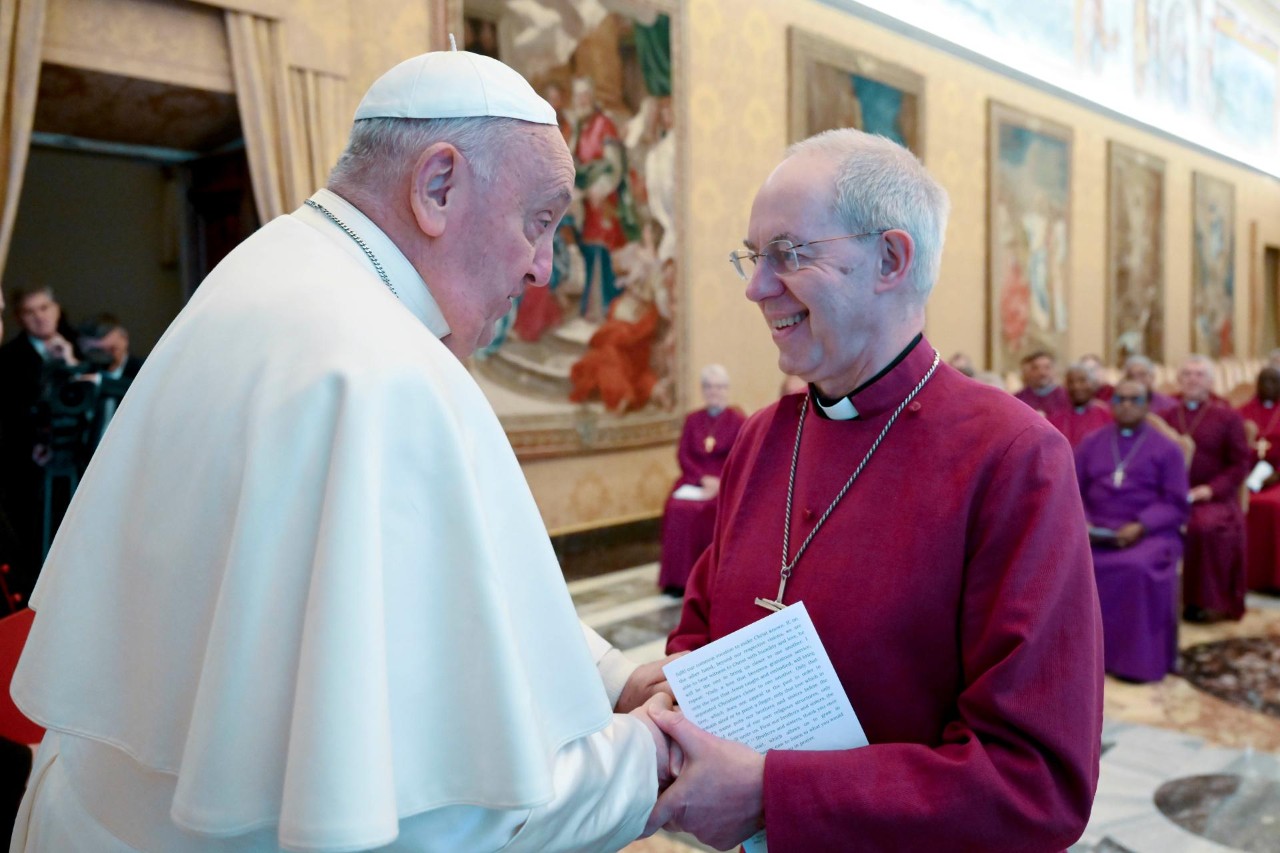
left=704, top=435, right=716, bottom=454
left=1260, top=437, right=1272, bottom=460
left=1112, top=469, right=1125, bottom=488
left=754, top=576, right=789, bottom=612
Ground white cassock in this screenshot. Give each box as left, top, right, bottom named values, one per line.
left=10, top=189, right=656, bottom=852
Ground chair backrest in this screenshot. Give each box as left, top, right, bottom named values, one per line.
left=1227, top=382, right=1254, bottom=408
left=1243, top=420, right=1259, bottom=512
left=1146, top=412, right=1195, bottom=470
left=0, top=608, right=44, bottom=744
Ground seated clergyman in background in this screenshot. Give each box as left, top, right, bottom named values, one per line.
left=1240, top=366, right=1280, bottom=592
left=648, top=128, right=1101, bottom=850
left=1075, top=379, right=1189, bottom=682
left=946, top=351, right=975, bottom=377
left=1170, top=354, right=1250, bottom=622
left=1122, top=354, right=1177, bottom=420
left=1014, top=349, right=1070, bottom=417
left=1077, top=353, right=1113, bottom=401
left=1048, top=362, right=1112, bottom=448
left=658, top=364, right=745, bottom=595
left=10, top=50, right=675, bottom=852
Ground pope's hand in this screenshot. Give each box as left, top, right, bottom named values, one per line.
left=643, top=707, right=765, bottom=849
left=628, top=693, right=675, bottom=796
left=615, top=652, right=686, bottom=713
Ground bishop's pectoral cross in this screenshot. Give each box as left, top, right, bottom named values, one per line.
left=1260, top=437, right=1272, bottom=460
left=754, top=575, right=789, bottom=612
left=704, top=435, right=716, bottom=454
left=1112, top=469, right=1125, bottom=488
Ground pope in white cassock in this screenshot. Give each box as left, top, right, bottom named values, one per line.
left=8, top=49, right=674, bottom=852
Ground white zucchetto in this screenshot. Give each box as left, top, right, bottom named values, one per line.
left=354, top=49, right=557, bottom=125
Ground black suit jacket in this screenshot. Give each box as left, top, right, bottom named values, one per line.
left=0, top=336, right=45, bottom=471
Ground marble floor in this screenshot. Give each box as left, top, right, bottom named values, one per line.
left=568, top=566, right=1280, bottom=852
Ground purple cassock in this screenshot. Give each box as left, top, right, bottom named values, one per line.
left=658, top=406, right=746, bottom=590
left=1076, top=424, right=1189, bottom=682
left=1014, top=384, right=1069, bottom=418
left=1048, top=402, right=1112, bottom=448
left=1170, top=398, right=1250, bottom=619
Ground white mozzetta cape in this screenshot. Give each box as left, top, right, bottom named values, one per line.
left=13, top=193, right=649, bottom=851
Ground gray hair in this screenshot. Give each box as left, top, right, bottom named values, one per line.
left=974, top=371, right=1007, bottom=390
left=786, top=129, right=950, bottom=300
left=1066, top=360, right=1098, bottom=385
left=1123, top=354, right=1154, bottom=371
left=700, top=364, right=729, bottom=385
left=1182, top=353, right=1213, bottom=370
left=328, top=115, right=531, bottom=191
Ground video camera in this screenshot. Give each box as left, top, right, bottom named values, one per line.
left=37, top=322, right=133, bottom=464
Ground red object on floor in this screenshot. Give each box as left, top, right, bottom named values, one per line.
left=0, top=608, right=43, bottom=744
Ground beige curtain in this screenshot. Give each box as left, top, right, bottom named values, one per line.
left=289, top=66, right=347, bottom=194
left=227, top=11, right=345, bottom=223
left=0, top=0, right=47, bottom=277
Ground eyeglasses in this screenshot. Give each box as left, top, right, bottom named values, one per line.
left=1112, top=395, right=1148, bottom=405
left=728, top=231, right=887, bottom=281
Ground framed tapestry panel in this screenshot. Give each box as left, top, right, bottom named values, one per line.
left=452, top=0, right=684, bottom=458
left=787, top=27, right=925, bottom=154
left=1106, top=142, right=1166, bottom=364
left=1191, top=172, right=1236, bottom=358
left=987, top=101, right=1073, bottom=373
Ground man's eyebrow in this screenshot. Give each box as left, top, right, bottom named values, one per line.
left=743, top=232, right=797, bottom=252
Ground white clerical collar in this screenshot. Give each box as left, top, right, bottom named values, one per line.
left=1186, top=400, right=1201, bottom=411
left=297, top=189, right=450, bottom=339
left=1120, top=427, right=1135, bottom=437
left=1265, top=400, right=1276, bottom=409
left=815, top=394, right=858, bottom=421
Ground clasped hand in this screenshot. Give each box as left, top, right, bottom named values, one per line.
left=631, top=702, right=766, bottom=850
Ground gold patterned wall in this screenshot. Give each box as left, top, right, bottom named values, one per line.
left=683, top=0, right=1280, bottom=416
left=31, top=0, right=1280, bottom=533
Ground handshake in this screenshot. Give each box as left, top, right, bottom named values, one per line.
left=616, top=655, right=767, bottom=850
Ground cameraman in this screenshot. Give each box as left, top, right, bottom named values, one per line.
left=76, top=314, right=143, bottom=441
left=0, top=286, right=80, bottom=599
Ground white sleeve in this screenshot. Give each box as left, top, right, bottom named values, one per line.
left=390, top=716, right=657, bottom=853
left=580, top=621, right=637, bottom=709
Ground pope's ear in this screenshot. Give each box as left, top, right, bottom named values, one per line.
left=409, top=143, right=461, bottom=238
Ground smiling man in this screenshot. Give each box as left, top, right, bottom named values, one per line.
left=11, top=51, right=672, bottom=852
left=649, top=129, right=1103, bottom=850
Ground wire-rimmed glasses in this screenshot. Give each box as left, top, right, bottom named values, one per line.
left=728, top=231, right=887, bottom=280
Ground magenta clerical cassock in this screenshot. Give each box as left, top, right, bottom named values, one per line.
left=658, top=406, right=746, bottom=591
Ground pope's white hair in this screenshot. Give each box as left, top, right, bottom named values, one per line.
left=786, top=128, right=950, bottom=301
left=328, top=115, right=530, bottom=191
left=700, top=364, right=729, bottom=385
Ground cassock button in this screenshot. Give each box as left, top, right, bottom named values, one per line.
left=909, top=401, right=922, bottom=413
left=802, top=507, right=815, bottom=521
